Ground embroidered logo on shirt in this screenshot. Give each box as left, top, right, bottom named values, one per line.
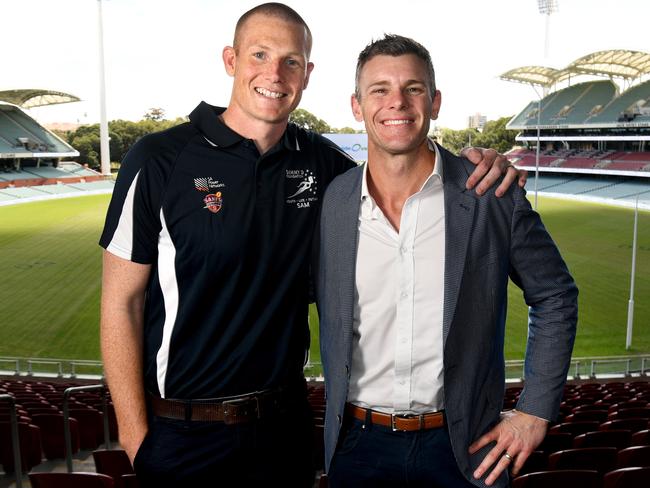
left=286, top=169, right=318, bottom=209
left=203, top=192, right=223, bottom=213
left=194, top=177, right=226, bottom=192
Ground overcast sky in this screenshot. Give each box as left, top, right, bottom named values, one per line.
left=4, top=0, right=649, bottom=129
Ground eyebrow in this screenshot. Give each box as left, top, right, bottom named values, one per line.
left=366, top=79, right=427, bottom=90
left=248, top=43, right=305, bottom=59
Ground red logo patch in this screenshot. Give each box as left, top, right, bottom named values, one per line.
left=203, top=192, right=223, bottom=213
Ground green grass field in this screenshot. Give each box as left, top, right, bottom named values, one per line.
left=0, top=194, right=648, bottom=364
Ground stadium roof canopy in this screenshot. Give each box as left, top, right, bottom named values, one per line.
left=0, top=89, right=80, bottom=109
left=500, top=49, right=650, bottom=88
left=500, top=66, right=567, bottom=87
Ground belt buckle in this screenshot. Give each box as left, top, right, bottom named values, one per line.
left=391, top=413, right=405, bottom=432
left=222, top=395, right=260, bottom=424
left=391, top=413, right=424, bottom=432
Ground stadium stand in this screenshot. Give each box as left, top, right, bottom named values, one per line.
left=2, top=377, right=649, bottom=488
left=0, top=93, right=116, bottom=206
left=501, top=50, right=650, bottom=210
left=587, top=80, right=650, bottom=125
left=0, top=103, right=76, bottom=157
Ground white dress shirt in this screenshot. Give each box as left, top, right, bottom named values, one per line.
left=348, top=141, right=445, bottom=415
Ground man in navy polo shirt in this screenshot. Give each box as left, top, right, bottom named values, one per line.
left=99, top=2, right=522, bottom=486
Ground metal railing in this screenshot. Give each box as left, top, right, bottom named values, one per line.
left=62, top=384, right=111, bottom=472
left=0, top=393, right=23, bottom=488
left=503, top=355, right=650, bottom=382
left=0, top=357, right=104, bottom=378
left=0, top=354, right=648, bottom=382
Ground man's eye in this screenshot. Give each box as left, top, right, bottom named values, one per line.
left=253, top=52, right=265, bottom=60
left=408, top=87, right=423, bottom=94
left=372, top=88, right=386, bottom=95
left=286, top=58, right=300, bottom=67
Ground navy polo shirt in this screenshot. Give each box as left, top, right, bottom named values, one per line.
left=100, top=101, right=354, bottom=399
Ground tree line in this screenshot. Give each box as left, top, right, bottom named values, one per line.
left=54, top=108, right=516, bottom=170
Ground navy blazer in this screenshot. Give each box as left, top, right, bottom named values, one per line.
left=316, top=144, right=578, bottom=487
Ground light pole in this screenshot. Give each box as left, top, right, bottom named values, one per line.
left=538, top=0, right=559, bottom=60
left=97, top=0, right=111, bottom=176
left=626, top=196, right=639, bottom=350
left=533, top=0, right=558, bottom=209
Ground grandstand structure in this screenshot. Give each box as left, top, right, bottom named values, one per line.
left=0, top=90, right=113, bottom=206
left=502, top=50, right=650, bottom=208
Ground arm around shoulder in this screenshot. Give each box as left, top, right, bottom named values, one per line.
left=509, top=186, right=578, bottom=421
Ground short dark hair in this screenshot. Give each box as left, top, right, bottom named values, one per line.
left=354, top=34, right=436, bottom=100
left=234, top=3, right=312, bottom=58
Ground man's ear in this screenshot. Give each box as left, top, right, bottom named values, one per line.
left=222, top=46, right=236, bottom=76
left=431, top=90, right=442, bottom=120
left=351, top=94, right=364, bottom=122
left=303, top=62, right=315, bottom=90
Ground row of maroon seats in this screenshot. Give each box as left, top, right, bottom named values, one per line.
left=513, top=467, right=650, bottom=488
left=29, top=471, right=139, bottom=488
left=0, top=379, right=117, bottom=475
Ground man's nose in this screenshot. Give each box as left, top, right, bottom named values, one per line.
left=389, top=90, right=408, bottom=110
left=265, top=59, right=283, bottom=82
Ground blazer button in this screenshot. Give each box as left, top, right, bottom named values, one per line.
left=345, top=365, right=350, bottom=377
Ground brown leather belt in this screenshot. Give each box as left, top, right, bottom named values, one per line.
left=149, top=387, right=295, bottom=424
left=346, top=403, right=445, bottom=431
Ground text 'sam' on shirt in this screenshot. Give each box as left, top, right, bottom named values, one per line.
left=99, top=101, right=354, bottom=399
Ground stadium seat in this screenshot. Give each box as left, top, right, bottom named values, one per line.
left=603, top=467, right=650, bottom=488
left=573, top=430, right=632, bottom=449
left=512, top=469, right=600, bottom=488
left=537, top=432, right=573, bottom=454
left=565, top=410, right=609, bottom=423
left=609, top=407, right=650, bottom=420
left=93, top=449, right=134, bottom=487
left=549, top=421, right=600, bottom=437
left=548, top=447, right=617, bottom=474
left=0, top=421, right=42, bottom=471
left=600, top=418, right=648, bottom=433
left=608, top=401, right=645, bottom=413
left=68, top=408, right=104, bottom=449
left=574, top=404, right=611, bottom=413
left=630, top=429, right=650, bottom=446
left=518, top=450, right=547, bottom=476
left=616, top=445, right=650, bottom=468
left=30, top=413, right=79, bottom=460
left=29, top=472, right=115, bottom=488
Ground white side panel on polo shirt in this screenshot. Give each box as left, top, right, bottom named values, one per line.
left=105, top=171, right=140, bottom=261
left=155, top=208, right=179, bottom=399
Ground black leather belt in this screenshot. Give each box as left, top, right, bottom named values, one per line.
left=346, top=403, right=445, bottom=431
left=149, top=387, right=297, bottom=424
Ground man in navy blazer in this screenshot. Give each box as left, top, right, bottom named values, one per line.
left=317, top=35, right=578, bottom=487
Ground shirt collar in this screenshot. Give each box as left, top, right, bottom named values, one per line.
left=361, top=138, right=443, bottom=203
left=188, top=101, right=301, bottom=151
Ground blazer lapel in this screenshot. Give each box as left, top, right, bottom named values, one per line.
left=336, top=166, right=363, bottom=352
left=441, top=150, right=477, bottom=346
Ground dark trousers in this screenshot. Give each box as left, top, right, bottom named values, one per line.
left=328, top=417, right=477, bottom=488
left=134, top=400, right=315, bottom=487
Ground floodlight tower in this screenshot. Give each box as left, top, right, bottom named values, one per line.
left=532, top=0, right=558, bottom=209
left=97, top=0, right=111, bottom=176
left=538, top=0, right=559, bottom=61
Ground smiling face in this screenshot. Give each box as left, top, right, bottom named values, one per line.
left=352, top=54, right=441, bottom=157
left=222, top=13, right=314, bottom=129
